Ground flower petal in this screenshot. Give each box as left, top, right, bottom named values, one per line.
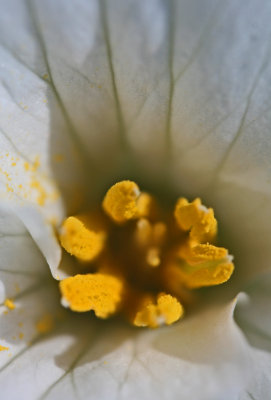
left=1, top=282, right=250, bottom=400
left=0, top=212, right=250, bottom=399
left=0, top=1, right=66, bottom=276
left=1, top=0, right=271, bottom=283
left=235, top=279, right=271, bottom=399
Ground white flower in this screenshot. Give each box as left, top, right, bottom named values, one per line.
left=0, top=0, right=271, bottom=399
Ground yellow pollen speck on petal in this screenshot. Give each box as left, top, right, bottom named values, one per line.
left=30, top=179, right=47, bottom=206
left=0, top=345, right=9, bottom=351
left=53, top=153, right=64, bottom=163
left=59, top=215, right=106, bottom=262
left=24, top=162, right=30, bottom=171
left=59, top=273, right=124, bottom=318
left=174, top=198, right=217, bottom=242
left=4, top=298, right=15, bottom=310
left=132, top=293, right=184, bottom=328
left=36, top=314, right=54, bottom=334
left=102, top=180, right=141, bottom=223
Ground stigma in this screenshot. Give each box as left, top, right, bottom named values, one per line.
left=58, top=180, right=234, bottom=328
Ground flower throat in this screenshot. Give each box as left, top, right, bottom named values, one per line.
left=58, top=181, right=234, bottom=328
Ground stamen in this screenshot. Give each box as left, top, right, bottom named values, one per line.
left=178, top=260, right=234, bottom=289
left=135, top=218, right=152, bottom=245
left=178, top=243, right=228, bottom=264
left=102, top=180, right=140, bottom=223
left=174, top=198, right=217, bottom=242
left=164, top=243, right=234, bottom=289
left=132, top=293, right=184, bottom=328
left=146, top=247, right=161, bottom=267
left=153, top=222, right=167, bottom=244
left=59, top=215, right=106, bottom=262
left=59, top=273, right=124, bottom=318
left=58, top=180, right=234, bottom=328
left=136, top=192, right=157, bottom=219
left=102, top=180, right=154, bottom=224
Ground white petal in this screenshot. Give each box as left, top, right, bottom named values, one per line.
left=1, top=0, right=271, bottom=282
left=1, top=285, right=251, bottom=400
left=0, top=1, right=67, bottom=276
left=236, top=275, right=271, bottom=353
left=1, top=2, right=270, bottom=397
left=235, top=279, right=271, bottom=399
left=0, top=217, right=250, bottom=399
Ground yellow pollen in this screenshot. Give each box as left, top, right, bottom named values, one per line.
left=165, top=244, right=234, bottom=290
left=180, top=261, right=234, bottom=289
left=178, top=243, right=229, bottom=265
left=174, top=198, right=217, bottom=242
left=102, top=180, right=152, bottom=224
left=132, top=293, right=184, bottom=328
left=59, top=215, right=106, bottom=262
left=4, top=298, right=15, bottom=310
left=58, top=180, right=234, bottom=328
left=0, top=345, right=9, bottom=351
left=59, top=273, right=124, bottom=318
left=30, top=179, right=47, bottom=206
left=36, top=314, right=54, bottom=334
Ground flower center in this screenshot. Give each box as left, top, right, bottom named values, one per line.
left=58, top=180, right=234, bottom=328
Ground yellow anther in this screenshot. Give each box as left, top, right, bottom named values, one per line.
left=170, top=254, right=234, bottom=289
left=102, top=181, right=155, bottom=224
left=178, top=243, right=228, bottom=265
left=59, top=215, right=106, bottom=262
left=135, top=218, right=152, bottom=245
left=57, top=180, right=235, bottom=328
left=59, top=273, right=124, bottom=318
left=179, top=261, right=234, bottom=289
left=4, top=298, right=15, bottom=310
left=132, top=293, right=184, bottom=328
left=102, top=181, right=141, bottom=223
left=174, top=198, right=217, bottom=242
left=0, top=345, right=9, bottom=351
left=136, top=192, right=156, bottom=219
left=146, top=247, right=161, bottom=267
left=153, top=222, right=167, bottom=244
left=135, top=219, right=167, bottom=249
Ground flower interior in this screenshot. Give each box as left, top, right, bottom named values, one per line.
left=58, top=180, right=234, bottom=328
